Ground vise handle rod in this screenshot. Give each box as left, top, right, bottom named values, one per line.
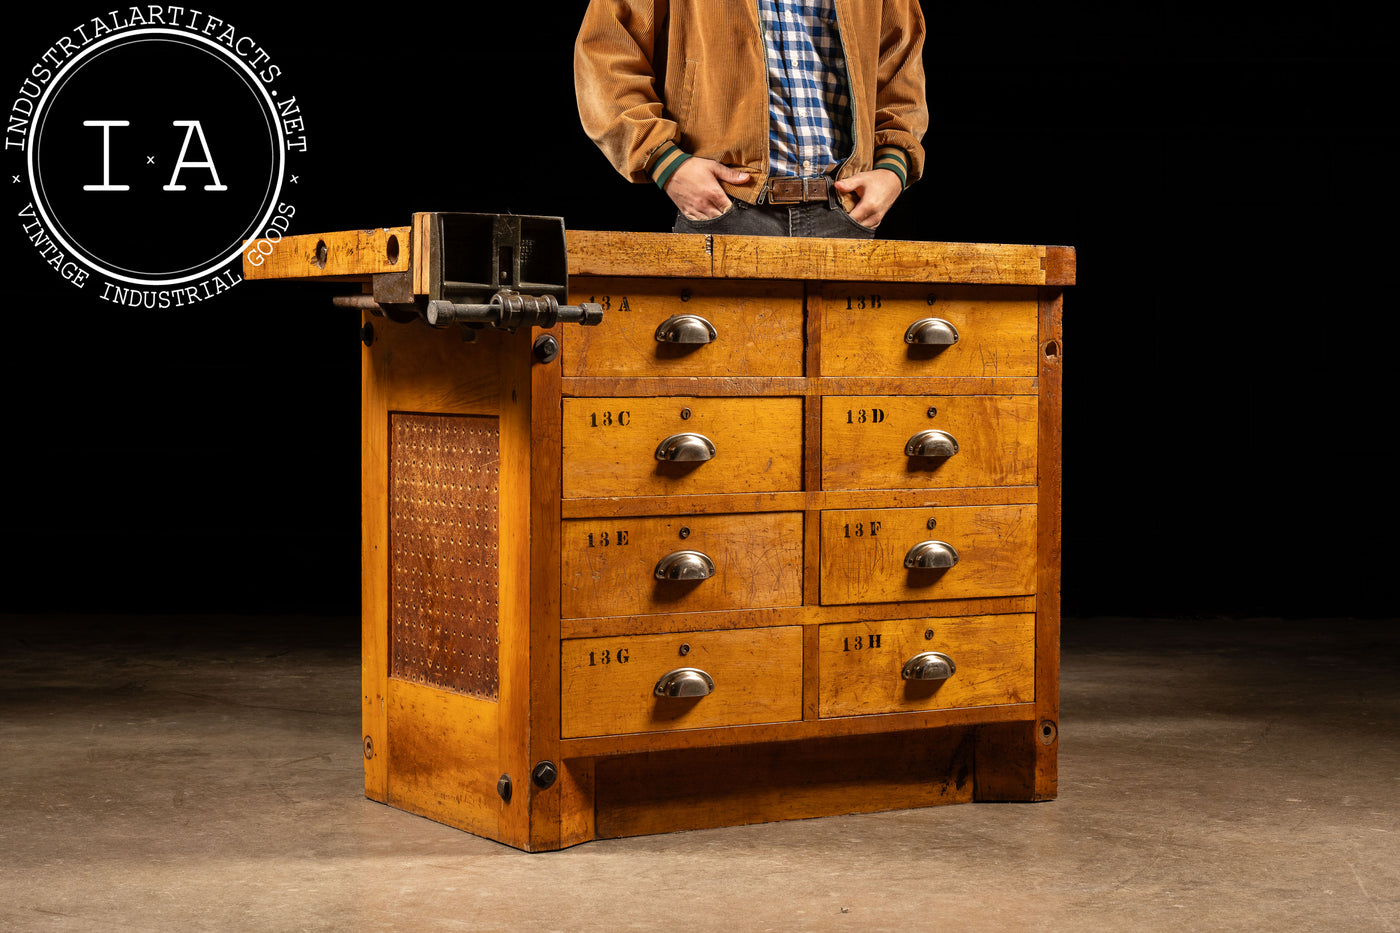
left=332, top=288, right=603, bottom=332
left=427, top=290, right=603, bottom=330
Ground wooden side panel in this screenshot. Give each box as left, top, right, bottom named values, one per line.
left=561, top=512, right=804, bottom=618
left=821, top=395, right=1038, bottom=491
left=369, top=320, right=503, bottom=415
left=561, top=627, right=804, bottom=738
left=564, top=278, right=804, bottom=378
left=361, top=313, right=389, bottom=801
left=561, top=396, right=804, bottom=498
left=818, top=614, right=1035, bottom=718
left=819, top=284, right=1040, bottom=378
left=593, top=728, right=976, bottom=839
left=384, top=679, right=501, bottom=838
left=361, top=313, right=507, bottom=834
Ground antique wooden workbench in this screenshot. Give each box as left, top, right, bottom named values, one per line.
left=246, top=216, right=1072, bottom=851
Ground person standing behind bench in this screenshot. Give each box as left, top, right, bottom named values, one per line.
left=575, top=0, right=928, bottom=238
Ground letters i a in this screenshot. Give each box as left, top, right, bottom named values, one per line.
left=82, top=120, right=227, bottom=191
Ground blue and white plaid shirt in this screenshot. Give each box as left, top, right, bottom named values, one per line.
left=758, top=0, right=852, bottom=179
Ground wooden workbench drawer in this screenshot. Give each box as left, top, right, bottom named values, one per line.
left=566, top=278, right=805, bottom=378
left=819, top=505, right=1036, bottom=606
left=561, top=396, right=804, bottom=498
left=821, top=395, right=1037, bottom=491
left=561, top=512, right=804, bottom=619
left=561, top=626, right=804, bottom=738
left=818, top=614, right=1035, bottom=717
left=819, top=284, right=1039, bottom=378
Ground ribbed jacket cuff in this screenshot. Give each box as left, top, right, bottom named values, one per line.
left=873, top=146, right=909, bottom=188
left=649, top=141, right=692, bottom=190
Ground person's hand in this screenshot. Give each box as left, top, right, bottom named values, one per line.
left=834, top=169, right=904, bottom=228
left=664, top=158, right=751, bottom=220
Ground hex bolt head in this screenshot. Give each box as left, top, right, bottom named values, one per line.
left=532, top=761, right=558, bottom=790
left=533, top=334, right=559, bottom=363
left=497, top=774, right=513, bottom=803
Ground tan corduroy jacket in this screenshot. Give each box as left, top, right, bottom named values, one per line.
left=574, top=0, right=928, bottom=208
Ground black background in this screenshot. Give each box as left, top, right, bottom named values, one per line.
left=4, top=5, right=1395, bottom=621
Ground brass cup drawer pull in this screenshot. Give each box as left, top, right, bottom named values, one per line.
left=905, top=429, right=959, bottom=458
left=655, top=432, right=716, bottom=462
left=655, top=313, right=718, bottom=344
left=654, top=667, right=715, bottom=698
left=904, top=317, right=959, bottom=346
left=901, top=651, right=957, bottom=681
left=654, top=549, right=717, bottom=581
left=904, top=540, right=959, bottom=570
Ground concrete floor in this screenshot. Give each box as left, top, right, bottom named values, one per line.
left=2, top=616, right=1396, bottom=932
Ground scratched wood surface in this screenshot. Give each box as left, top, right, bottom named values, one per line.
left=819, top=284, right=1041, bottom=378
left=565, top=231, right=714, bottom=278
left=560, top=626, right=804, bottom=738
left=712, top=236, right=1051, bottom=284
left=564, top=278, right=805, bottom=378
left=561, top=396, right=805, bottom=498
left=566, top=230, right=1076, bottom=285
left=360, top=311, right=389, bottom=804
left=592, top=727, right=976, bottom=839
left=818, top=614, right=1035, bottom=718
left=1031, top=287, right=1065, bottom=799
left=246, top=224, right=1075, bottom=288
left=819, top=505, right=1038, bottom=606
left=821, top=394, right=1039, bottom=491
left=561, top=511, right=804, bottom=619
left=244, top=226, right=409, bottom=280
left=384, top=678, right=501, bottom=839
left=499, top=325, right=546, bottom=850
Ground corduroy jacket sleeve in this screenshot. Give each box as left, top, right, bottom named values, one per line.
left=869, top=0, right=928, bottom=187
left=574, top=0, right=678, bottom=184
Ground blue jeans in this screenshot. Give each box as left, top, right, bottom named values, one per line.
left=672, top=194, right=877, bottom=239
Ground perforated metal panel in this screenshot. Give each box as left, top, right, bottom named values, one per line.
left=389, top=413, right=500, bottom=700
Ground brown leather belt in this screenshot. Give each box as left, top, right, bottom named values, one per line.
left=766, top=176, right=832, bottom=204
